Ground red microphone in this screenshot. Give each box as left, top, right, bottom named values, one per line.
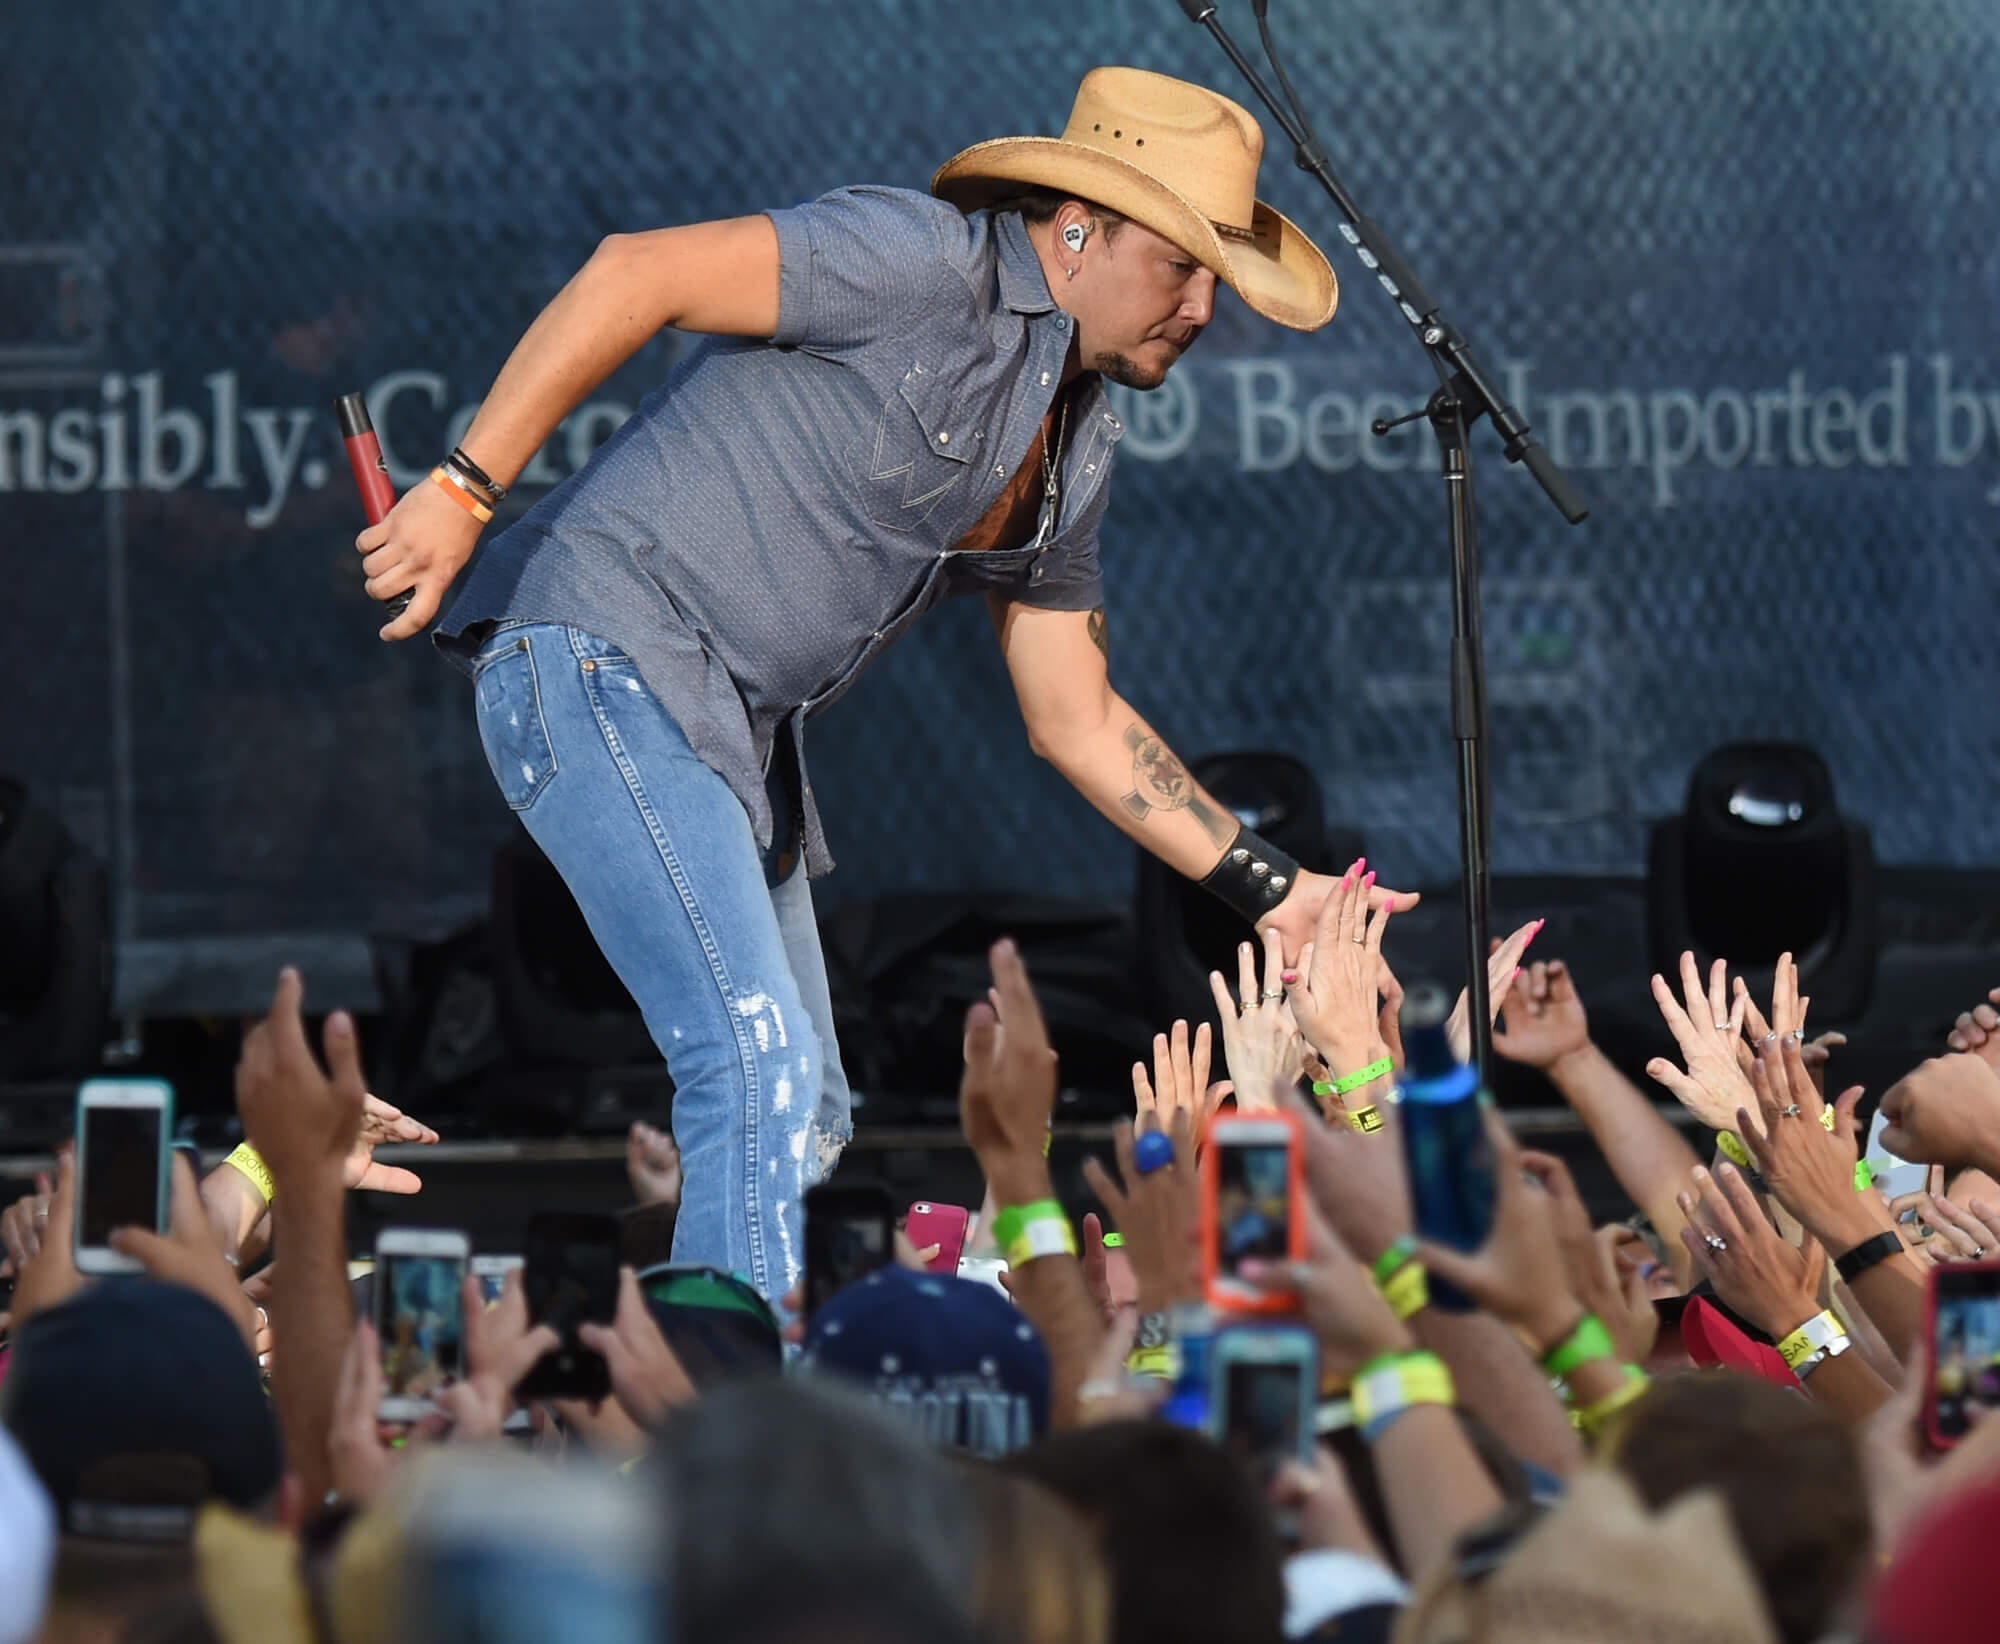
left=336, top=392, right=412, bottom=621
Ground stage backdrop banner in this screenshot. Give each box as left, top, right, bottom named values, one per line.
left=3, top=0, right=1997, bottom=1013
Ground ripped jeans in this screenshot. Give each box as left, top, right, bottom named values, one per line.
left=468, top=624, right=852, bottom=1300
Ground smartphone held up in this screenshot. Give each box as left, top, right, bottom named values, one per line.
left=374, top=1228, right=470, bottom=1422
left=1926, top=1260, right=2000, bottom=1450
left=1202, top=1111, right=1307, bottom=1315
left=73, top=1079, right=174, bottom=1275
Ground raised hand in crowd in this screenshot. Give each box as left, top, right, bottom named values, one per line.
left=1207, top=927, right=1301, bottom=1111
left=1491, top=956, right=1591, bottom=1072
left=1445, top=918, right=1543, bottom=1065
left=1679, top=1158, right=1894, bottom=1426
left=1081, top=1107, right=1200, bottom=1316
left=6, top=1152, right=82, bottom=1330
left=1531, top=1149, right=1659, bottom=1366
left=235, top=967, right=371, bottom=1506
left=1943, top=982, right=2000, bottom=1069
left=1647, top=951, right=1755, bottom=1133
left=327, top=1318, right=451, bottom=1506
left=0, top=1168, right=53, bottom=1278
left=579, top=1266, right=698, bottom=1431
left=1731, top=950, right=1846, bottom=1095
left=959, top=938, right=1103, bottom=1424
left=1131, top=1018, right=1229, bottom=1139
left=1078, top=1210, right=1138, bottom=1326
left=1281, top=862, right=1396, bottom=1101
left=108, top=1152, right=260, bottom=1350
left=343, top=1092, right=441, bottom=1194
left=1258, top=856, right=1420, bottom=967
left=1877, top=1051, right=2000, bottom=1176
left=1071, top=1304, right=1164, bottom=1427
left=626, top=1119, right=683, bottom=1209
left=1923, top=1190, right=2000, bottom=1260
left=1496, top=955, right=1703, bottom=1285
left=432, top=1265, right=562, bottom=1442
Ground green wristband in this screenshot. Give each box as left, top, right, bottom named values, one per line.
left=1333, top=1056, right=1396, bottom=1097
left=1371, top=1235, right=1419, bottom=1286
left=1541, top=1312, right=1618, bottom=1379
left=1311, top=1080, right=1336, bottom=1098
left=990, top=1199, right=1065, bottom=1252
left=1854, top=1159, right=1874, bottom=1193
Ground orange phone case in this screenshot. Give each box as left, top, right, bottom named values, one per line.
left=1201, top=1109, right=1308, bottom=1315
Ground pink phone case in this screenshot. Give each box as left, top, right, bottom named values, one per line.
left=904, top=1202, right=970, bottom=1273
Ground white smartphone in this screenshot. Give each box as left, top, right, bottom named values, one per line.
left=471, top=1253, right=525, bottom=1307
left=1208, top=1323, right=1318, bottom=1483
left=73, top=1079, right=174, bottom=1275
left=375, top=1228, right=471, bottom=1422
left=956, top=1255, right=1012, bottom=1298
left=1865, top=1108, right=1931, bottom=1203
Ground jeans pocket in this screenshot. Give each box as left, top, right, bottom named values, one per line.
left=474, top=635, right=559, bottom=811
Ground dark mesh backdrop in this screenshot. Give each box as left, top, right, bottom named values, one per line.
left=3, top=0, right=1997, bottom=1012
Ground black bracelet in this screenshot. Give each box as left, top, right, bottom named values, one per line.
left=1199, top=826, right=1300, bottom=925
left=1835, top=1231, right=1904, bottom=1285
left=447, top=445, right=506, bottom=503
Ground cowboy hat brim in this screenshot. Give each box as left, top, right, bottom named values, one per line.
left=932, top=135, right=1337, bottom=333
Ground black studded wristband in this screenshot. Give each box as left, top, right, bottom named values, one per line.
left=1199, top=827, right=1300, bottom=924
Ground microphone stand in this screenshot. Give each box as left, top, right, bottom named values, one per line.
left=1176, top=0, right=1589, bottom=1084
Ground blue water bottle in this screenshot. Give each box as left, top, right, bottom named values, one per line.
left=1159, top=1301, right=1216, bottom=1431
left=1396, top=982, right=1498, bottom=1312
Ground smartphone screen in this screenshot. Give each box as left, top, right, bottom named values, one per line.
left=804, top=1185, right=895, bottom=1313
left=1932, top=1269, right=2000, bottom=1443
left=80, top=1102, right=165, bottom=1247
left=519, top=1213, right=620, bottom=1401
left=1221, top=1358, right=1309, bottom=1479
left=378, top=1251, right=467, bottom=1404
left=1215, top=1138, right=1293, bottom=1280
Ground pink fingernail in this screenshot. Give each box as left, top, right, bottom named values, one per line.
left=1281, top=971, right=1299, bottom=985
left=1363, top=872, right=1376, bottom=890
left=1357, top=857, right=1367, bottom=873
left=1514, top=967, right=1523, bottom=981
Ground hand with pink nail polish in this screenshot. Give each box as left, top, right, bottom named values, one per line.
left=1444, top=919, right=1543, bottom=1065
left=1285, top=865, right=1398, bottom=1090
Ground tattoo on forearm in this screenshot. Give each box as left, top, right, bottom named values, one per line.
left=1087, top=607, right=1109, bottom=662
left=1118, top=724, right=1236, bottom=846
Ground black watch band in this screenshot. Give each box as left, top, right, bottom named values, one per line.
left=1834, top=1231, right=1904, bottom=1285
left=1199, top=827, right=1301, bottom=924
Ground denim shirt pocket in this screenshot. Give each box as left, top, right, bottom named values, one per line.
left=472, top=633, right=559, bottom=811
left=859, top=360, right=972, bottom=531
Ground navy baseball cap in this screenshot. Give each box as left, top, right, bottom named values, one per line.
left=1, top=1278, right=281, bottom=1541
left=802, top=1267, right=1050, bottom=1457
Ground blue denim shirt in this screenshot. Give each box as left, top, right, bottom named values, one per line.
left=438, top=187, right=1125, bottom=875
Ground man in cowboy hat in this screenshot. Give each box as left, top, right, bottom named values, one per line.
left=356, top=66, right=1410, bottom=1300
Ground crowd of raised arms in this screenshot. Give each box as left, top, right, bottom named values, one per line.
left=3, top=867, right=2000, bottom=1644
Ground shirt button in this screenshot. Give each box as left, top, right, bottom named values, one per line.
left=1056, top=315, right=1069, bottom=331
left=994, top=463, right=1006, bottom=475
left=1040, top=371, right=1051, bottom=386
left=937, top=431, right=950, bottom=445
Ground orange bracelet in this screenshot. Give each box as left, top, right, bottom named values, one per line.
left=429, top=465, right=494, bottom=523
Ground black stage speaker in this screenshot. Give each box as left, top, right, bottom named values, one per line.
left=1648, top=743, right=1877, bottom=1024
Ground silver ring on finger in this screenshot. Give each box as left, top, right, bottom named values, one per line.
left=1703, top=1233, right=1728, bottom=1252
left=1760, top=1032, right=1779, bottom=1047
left=1782, top=1104, right=1802, bottom=1119
left=1713, top=1020, right=1731, bottom=1031
left=1262, top=988, right=1284, bottom=1001
left=34, top=1206, right=48, bottom=1223
left=1241, top=995, right=1258, bottom=1012
left=1351, top=935, right=1366, bottom=945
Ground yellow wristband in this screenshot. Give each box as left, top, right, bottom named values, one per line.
left=1577, top=1367, right=1650, bottom=1439
left=1777, top=1309, right=1844, bottom=1371
left=1348, top=1105, right=1385, bottom=1135
left=1379, top=1259, right=1429, bottom=1322
left=1003, top=1216, right=1078, bottom=1270
left=1352, top=1351, right=1455, bottom=1438
left=224, top=1142, right=275, bottom=1206
left=1714, top=1130, right=1752, bottom=1169
left=1125, top=1345, right=1173, bottom=1379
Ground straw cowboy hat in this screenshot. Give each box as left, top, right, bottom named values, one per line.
left=932, top=66, right=1338, bottom=333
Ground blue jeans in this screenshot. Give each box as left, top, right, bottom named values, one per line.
left=468, top=623, right=852, bottom=1300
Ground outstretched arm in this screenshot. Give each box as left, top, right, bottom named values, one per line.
left=989, top=599, right=1415, bottom=958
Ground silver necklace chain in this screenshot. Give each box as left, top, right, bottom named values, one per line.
left=1036, top=389, right=1071, bottom=546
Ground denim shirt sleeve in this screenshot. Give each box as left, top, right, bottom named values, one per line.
left=766, top=186, right=962, bottom=353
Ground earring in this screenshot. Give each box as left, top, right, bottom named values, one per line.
left=1065, top=266, right=1077, bottom=280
